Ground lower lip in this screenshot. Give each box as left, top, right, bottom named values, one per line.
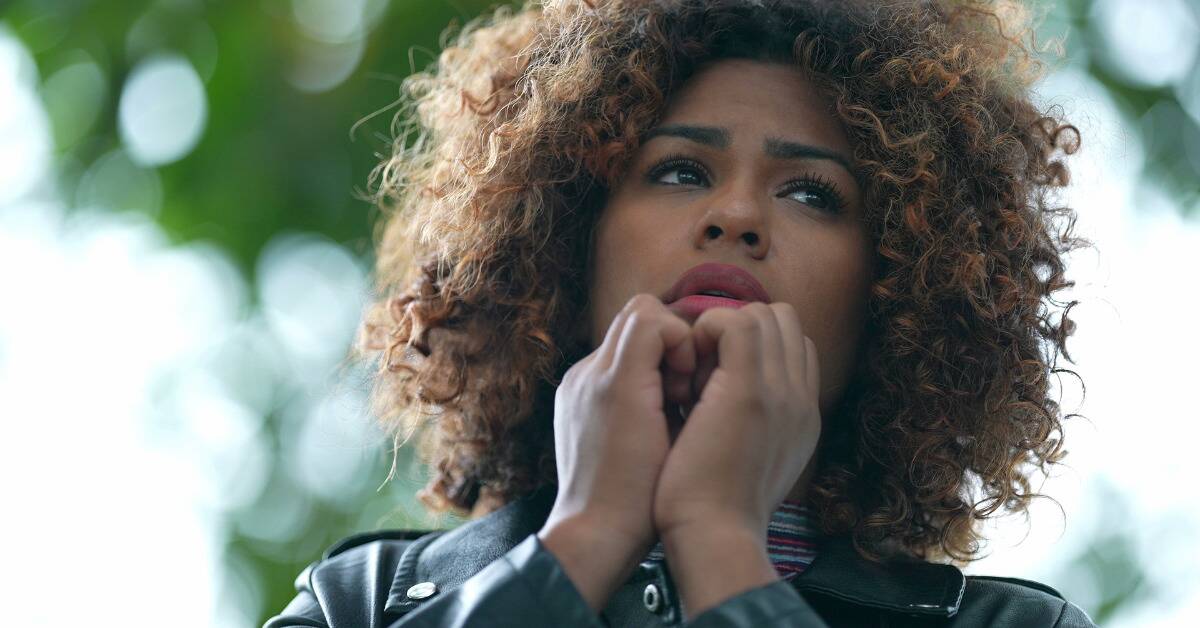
left=667, top=294, right=751, bottom=319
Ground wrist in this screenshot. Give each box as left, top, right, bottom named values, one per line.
left=661, top=520, right=768, bottom=564
left=538, top=515, right=647, bottom=613
left=661, top=511, right=764, bottom=546
left=662, top=523, right=778, bottom=619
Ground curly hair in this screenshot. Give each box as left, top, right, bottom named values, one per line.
left=357, top=0, right=1087, bottom=563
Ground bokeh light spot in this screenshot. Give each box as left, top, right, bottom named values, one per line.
left=1090, top=0, right=1199, bottom=88
left=287, top=36, right=365, bottom=94
left=0, top=27, right=51, bottom=206
left=75, top=149, right=163, bottom=215
left=291, top=0, right=366, bottom=43
left=118, top=53, right=208, bottom=166
left=257, top=233, right=368, bottom=378
left=40, top=55, right=107, bottom=149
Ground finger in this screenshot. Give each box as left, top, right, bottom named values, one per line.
left=612, top=295, right=692, bottom=376
left=769, top=303, right=807, bottom=388
left=691, top=306, right=762, bottom=384
left=596, top=306, right=632, bottom=370
left=661, top=315, right=696, bottom=409
left=662, top=360, right=694, bottom=408
left=661, top=317, right=696, bottom=378
left=747, top=303, right=786, bottom=387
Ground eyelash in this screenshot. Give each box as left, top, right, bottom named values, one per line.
left=645, top=154, right=847, bottom=213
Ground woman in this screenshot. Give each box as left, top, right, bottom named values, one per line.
left=267, top=0, right=1094, bottom=625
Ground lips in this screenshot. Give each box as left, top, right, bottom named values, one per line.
left=663, top=263, right=769, bottom=319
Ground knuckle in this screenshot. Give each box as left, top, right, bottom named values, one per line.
left=626, top=306, right=666, bottom=330
left=600, top=313, right=628, bottom=344
left=626, top=293, right=662, bottom=312
left=772, top=301, right=799, bottom=320
left=624, top=309, right=649, bottom=330
left=592, top=370, right=619, bottom=401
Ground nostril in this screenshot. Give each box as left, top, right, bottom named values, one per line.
left=743, top=232, right=758, bottom=246
left=705, top=225, right=722, bottom=239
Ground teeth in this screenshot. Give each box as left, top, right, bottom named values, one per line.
left=698, top=290, right=732, bottom=298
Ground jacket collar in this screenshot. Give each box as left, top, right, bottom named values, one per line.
left=792, top=536, right=965, bottom=616
left=385, top=488, right=965, bottom=617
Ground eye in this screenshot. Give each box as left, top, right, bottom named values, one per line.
left=644, top=156, right=848, bottom=213
left=779, top=173, right=847, bottom=213
left=647, top=155, right=710, bottom=187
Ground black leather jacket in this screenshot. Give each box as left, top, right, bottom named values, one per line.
left=265, top=488, right=1095, bottom=627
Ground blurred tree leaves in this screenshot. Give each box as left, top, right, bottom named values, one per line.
left=4, top=0, right=512, bottom=275
left=4, top=0, right=503, bottom=623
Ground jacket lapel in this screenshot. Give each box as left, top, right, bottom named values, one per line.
left=385, top=488, right=965, bottom=619
left=385, top=487, right=556, bottom=614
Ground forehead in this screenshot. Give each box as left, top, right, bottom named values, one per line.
left=656, top=59, right=852, bottom=154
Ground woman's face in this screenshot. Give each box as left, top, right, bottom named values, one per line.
left=587, top=59, right=875, bottom=415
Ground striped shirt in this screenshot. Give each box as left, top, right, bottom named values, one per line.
left=643, top=501, right=820, bottom=580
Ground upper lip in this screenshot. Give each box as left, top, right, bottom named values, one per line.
left=663, top=263, right=770, bottom=304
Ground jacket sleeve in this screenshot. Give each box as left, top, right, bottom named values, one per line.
left=262, top=561, right=336, bottom=628
left=264, top=533, right=606, bottom=628
left=685, top=580, right=828, bottom=628
left=395, top=534, right=605, bottom=628
left=1052, top=600, right=1097, bottom=628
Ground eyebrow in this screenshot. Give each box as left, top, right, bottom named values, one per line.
left=642, top=123, right=857, bottom=179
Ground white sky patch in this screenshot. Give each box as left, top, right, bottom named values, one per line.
left=0, top=31, right=244, bottom=626
left=0, top=206, right=244, bottom=627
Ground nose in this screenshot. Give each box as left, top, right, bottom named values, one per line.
left=692, top=185, right=770, bottom=259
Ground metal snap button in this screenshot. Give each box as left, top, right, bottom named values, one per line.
left=406, top=581, right=438, bottom=600
left=642, top=583, right=663, bottom=613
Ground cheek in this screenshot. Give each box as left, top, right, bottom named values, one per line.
left=586, top=211, right=634, bottom=348
left=785, top=245, right=873, bottom=410
left=811, top=309, right=866, bottom=409
left=587, top=205, right=685, bottom=348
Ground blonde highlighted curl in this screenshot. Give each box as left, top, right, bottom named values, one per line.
left=358, top=0, right=1087, bottom=563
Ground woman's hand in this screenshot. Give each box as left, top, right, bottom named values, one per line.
left=537, top=293, right=696, bottom=612
left=653, top=302, right=823, bottom=616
